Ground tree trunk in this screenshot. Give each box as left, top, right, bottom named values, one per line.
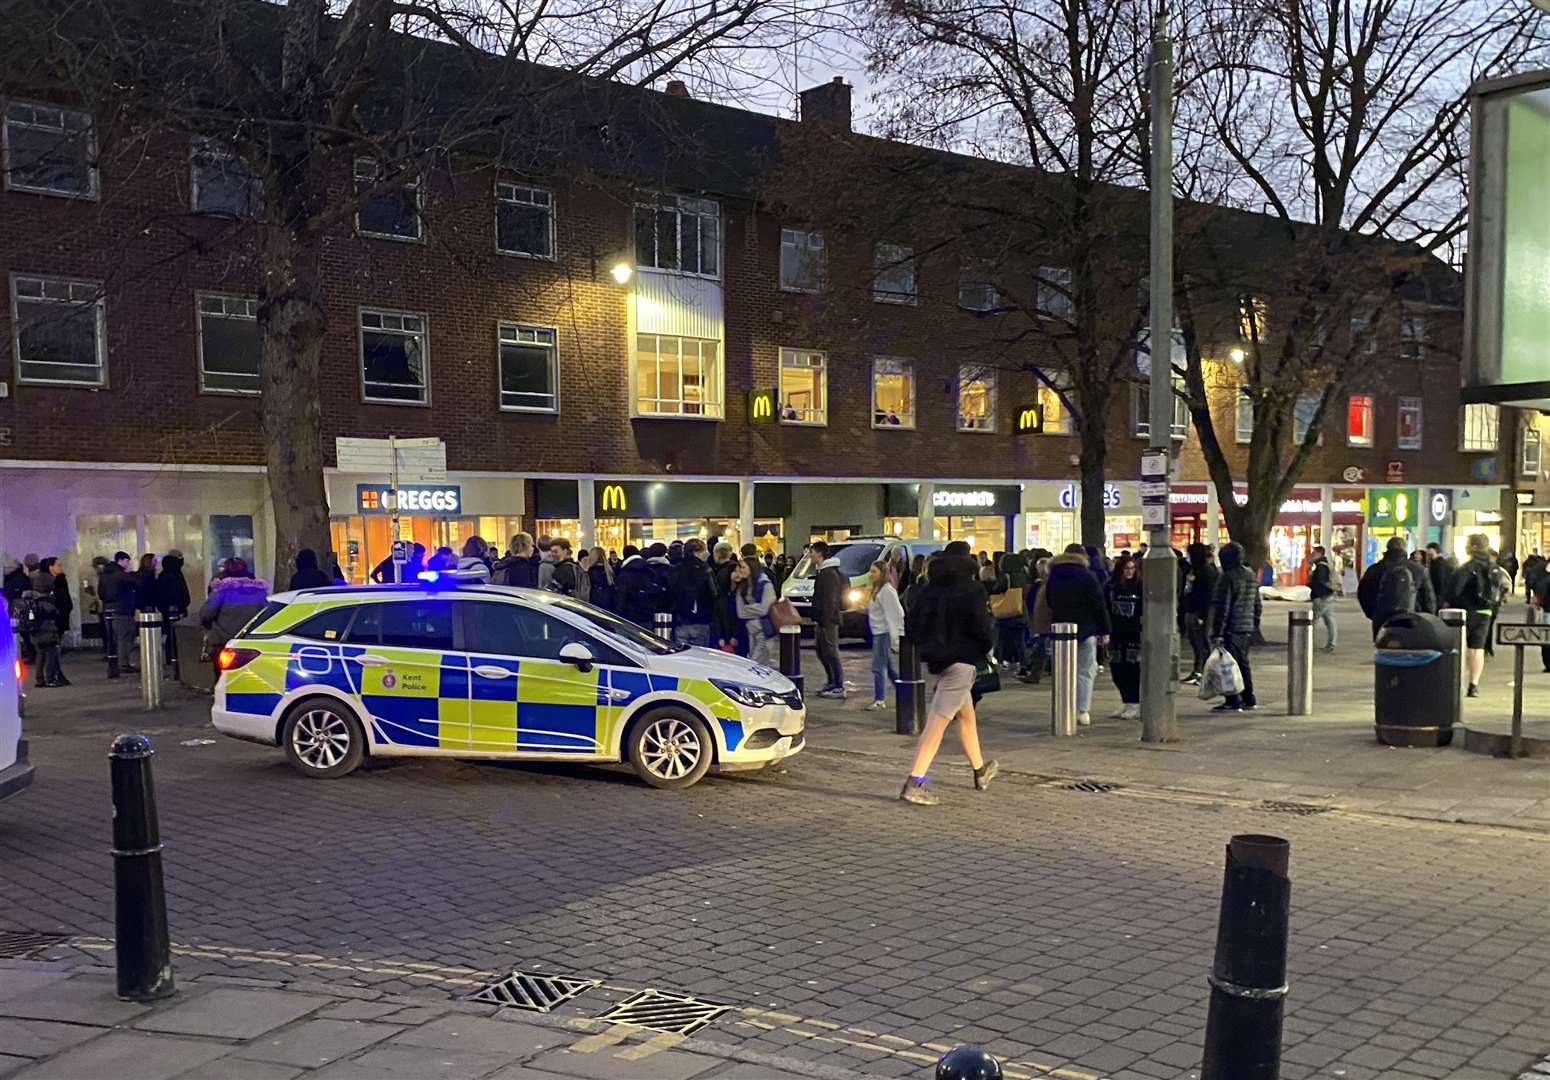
left=258, top=221, right=333, bottom=590
left=1077, top=404, right=1108, bottom=551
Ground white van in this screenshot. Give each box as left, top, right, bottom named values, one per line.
left=1, top=619, right=35, bottom=801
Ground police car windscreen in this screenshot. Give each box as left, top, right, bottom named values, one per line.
left=549, top=598, right=682, bottom=654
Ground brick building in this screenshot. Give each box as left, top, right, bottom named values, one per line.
left=0, top=65, right=1511, bottom=616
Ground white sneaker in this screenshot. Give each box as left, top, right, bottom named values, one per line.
left=866, top=700, right=887, bottom=711
left=1077, top=711, right=1091, bottom=727
left=1120, top=704, right=1141, bottom=720
left=1109, top=707, right=1128, bottom=719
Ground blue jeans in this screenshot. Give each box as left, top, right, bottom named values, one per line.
left=1312, top=596, right=1337, bottom=648
left=1076, top=636, right=1097, bottom=713
left=871, top=634, right=898, bottom=701
left=673, top=623, right=709, bottom=648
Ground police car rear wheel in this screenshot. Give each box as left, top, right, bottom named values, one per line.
left=282, top=701, right=365, bottom=779
left=629, top=708, right=713, bottom=789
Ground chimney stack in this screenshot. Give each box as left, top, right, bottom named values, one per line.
left=665, top=80, right=691, bottom=98
left=799, top=76, right=852, bottom=131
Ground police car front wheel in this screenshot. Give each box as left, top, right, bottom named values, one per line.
left=282, top=700, right=366, bottom=779
left=629, top=708, right=713, bottom=790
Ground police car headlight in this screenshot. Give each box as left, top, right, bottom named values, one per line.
left=711, top=679, right=783, bottom=708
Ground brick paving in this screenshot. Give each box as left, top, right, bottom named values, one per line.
left=3, top=675, right=1549, bottom=1079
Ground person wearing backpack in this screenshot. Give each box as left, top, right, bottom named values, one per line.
left=1357, top=537, right=1436, bottom=640
left=22, top=586, right=65, bottom=687
left=1448, top=533, right=1498, bottom=698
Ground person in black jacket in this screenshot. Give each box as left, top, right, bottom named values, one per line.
left=1180, top=544, right=1220, bottom=683
left=1357, top=537, right=1436, bottom=639
left=710, top=542, right=740, bottom=650
left=1426, top=543, right=1456, bottom=605
left=1031, top=546, right=1111, bottom=725
left=1307, top=545, right=1337, bottom=652
left=613, top=546, right=662, bottom=628
left=1209, top=541, right=1262, bottom=711
left=810, top=541, right=848, bottom=698
left=668, top=538, right=717, bottom=646
left=153, top=551, right=190, bottom=670
left=899, top=550, right=998, bottom=805
left=98, top=551, right=140, bottom=674
left=288, top=548, right=333, bottom=591
left=1106, top=555, right=1143, bottom=719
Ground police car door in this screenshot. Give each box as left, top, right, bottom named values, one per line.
left=343, top=600, right=469, bottom=750
left=462, top=600, right=602, bottom=756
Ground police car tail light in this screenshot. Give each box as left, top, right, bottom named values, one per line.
left=217, top=647, right=260, bottom=672
left=12, top=658, right=22, bottom=684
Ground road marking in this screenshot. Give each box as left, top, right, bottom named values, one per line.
left=570, top=1026, right=635, bottom=1054
left=614, top=1031, right=685, bottom=1059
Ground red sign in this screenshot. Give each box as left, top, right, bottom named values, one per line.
left=1385, top=460, right=1405, bottom=482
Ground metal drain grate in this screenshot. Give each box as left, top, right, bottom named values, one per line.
left=0, top=931, right=70, bottom=959
left=595, top=988, right=732, bottom=1035
left=468, top=970, right=598, bottom=1013
left=1064, top=780, right=1122, bottom=793
left=1257, top=800, right=1333, bottom=816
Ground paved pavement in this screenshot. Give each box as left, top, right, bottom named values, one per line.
left=4, top=639, right=1550, bottom=1080
left=804, top=601, right=1550, bottom=831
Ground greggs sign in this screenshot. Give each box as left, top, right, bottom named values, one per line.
left=355, top=484, right=461, bottom=514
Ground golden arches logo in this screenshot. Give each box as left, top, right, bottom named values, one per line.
left=601, top=484, right=627, bottom=513
left=1017, top=406, right=1040, bottom=432
left=751, top=392, right=772, bottom=419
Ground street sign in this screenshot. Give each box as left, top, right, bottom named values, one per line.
left=1139, top=481, right=1168, bottom=499
left=1497, top=622, right=1550, bottom=647
left=335, top=436, right=448, bottom=482
left=1141, top=503, right=1168, bottom=527
left=1140, top=449, right=1168, bottom=477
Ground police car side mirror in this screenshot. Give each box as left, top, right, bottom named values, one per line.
left=558, top=641, right=594, bottom=672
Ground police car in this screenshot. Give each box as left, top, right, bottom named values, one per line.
left=210, top=573, right=805, bottom=789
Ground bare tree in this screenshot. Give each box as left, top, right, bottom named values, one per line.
left=3, top=0, right=821, bottom=579
left=1170, top=0, right=1547, bottom=568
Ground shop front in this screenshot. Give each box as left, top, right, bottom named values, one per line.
left=326, top=474, right=523, bottom=584
left=532, top=479, right=791, bottom=556
left=1364, top=486, right=1419, bottom=567
left=1020, top=481, right=1140, bottom=553
left=1169, top=484, right=1365, bottom=585
left=883, top=484, right=1021, bottom=553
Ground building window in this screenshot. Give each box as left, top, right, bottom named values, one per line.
left=354, top=157, right=421, bottom=241
left=2, top=101, right=96, bottom=198
left=1133, top=380, right=1188, bottom=440
left=196, top=294, right=260, bottom=394
left=1400, top=313, right=1425, bottom=362
left=1460, top=402, right=1499, bottom=452
left=191, top=137, right=261, bottom=217
left=779, top=229, right=824, bottom=293
left=1293, top=392, right=1323, bottom=446
left=1235, top=392, right=1254, bottom=444
left=1036, top=368, right=1073, bottom=434
left=872, top=243, right=916, bottom=304
left=1350, top=314, right=1377, bottom=355
left=959, top=262, right=999, bottom=313
left=1397, top=396, right=1423, bottom=450
left=10, top=274, right=106, bottom=386
left=635, top=333, right=722, bottom=417
left=495, top=183, right=554, bottom=259
left=1524, top=427, right=1543, bottom=478
left=1347, top=394, right=1374, bottom=447
left=497, top=323, right=557, bottom=412
left=779, top=347, right=826, bottom=425
left=1037, top=266, right=1074, bottom=317
left=1238, top=295, right=1268, bottom=341
left=634, top=194, right=719, bottom=277
left=957, top=366, right=995, bottom=431
left=360, top=309, right=428, bottom=404
left=872, top=357, right=915, bottom=427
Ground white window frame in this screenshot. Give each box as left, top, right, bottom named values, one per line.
left=494, top=182, right=555, bottom=260
left=190, top=137, right=261, bottom=217
left=1293, top=392, right=1324, bottom=446
left=957, top=366, right=996, bottom=432
left=354, top=157, right=422, bottom=243
left=195, top=292, right=260, bottom=395
left=1238, top=294, right=1268, bottom=342
left=1036, top=368, right=1073, bottom=435
left=1400, top=313, right=1425, bottom=363
left=358, top=307, right=429, bottom=405
left=871, top=357, right=916, bottom=429
left=1523, top=426, right=1542, bottom=478
left=1396, top=396, right=1423, bottom=450
left=634, top=333, right=723, bottom=419
left=1235, top=392, right=1254, bottom=444
left=1036, top=266, right=1074, bottom=318
left=1132, top=380, right=1188, bottom=440
left=779, top=228, right=825, bottom=293
left=778, top=347, right=827, bottom=426
left=1460, top=402, right=1499, bottom=453
left=872, top=243, right=916, bottom=305
left=958, top=261, right=1000, bottom=313
left=1346, top=394, right=1375, bottom=448
left=1349, top=314, right=1378, bottom=356
left=2, top=99, right=97, bottom=199
left=497, top=322, right=559, bottom=413
left=634, top=194, right=720, bottom=278
left=10, top=272, right=107, bottom=387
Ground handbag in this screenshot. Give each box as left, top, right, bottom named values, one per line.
left=989, top=587, right=1024, bottom=620
left=972, top=654, right=1001, bottom=696
left=769, top=597, right=801, bottom=629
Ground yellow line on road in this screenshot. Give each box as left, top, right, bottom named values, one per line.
left=569, top=1026, right=635, bottom=1054
left=615, top=1031, right=685, bottom=1060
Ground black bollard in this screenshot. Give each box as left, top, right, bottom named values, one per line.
left=103, top=604, right=120, bottom=679
left=778, top=625, right=804, bottom=699
left=110, top=733, right=175, bottom=1002
left=895, top=636, right=925, bottom=736
left=1201, top=834, right=1290, bottom=1080
left=936, top=1044, right=1002, bottom=1080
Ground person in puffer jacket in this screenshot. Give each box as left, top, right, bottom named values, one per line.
left=1207, top=541, right=1261, bottom=712
left=199, top=559, right=271, bottom=677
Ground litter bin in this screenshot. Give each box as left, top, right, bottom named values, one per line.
left=1374, top=612, right=1458, bottom=747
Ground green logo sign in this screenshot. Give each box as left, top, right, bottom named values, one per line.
left=1367, top=486, right=1418, bottom=528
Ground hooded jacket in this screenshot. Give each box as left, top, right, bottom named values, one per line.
left=1183, top=544, right=1221, bottom=614
left=904, top=554, right=993, bottom=673
left=1209, top=543, right=1262, bottom=637
left=494, top=552, right=539, bottom=589
left=1033, top=552, right=1110, bottom=639
left=1357, top=549, right=1436, bottom=622
left=97, top=562, right=139, bottom=614
left=1307, top=554, right=1334, bottom=600
left=614, top=555, right=663, bottom=627
left=154, top=554, right=192, bottom=616
left=287, top=549, right=332, bottom=591
left=670, top=555, right=717, bottom=626
left=198, top=575, right=271, bottom=649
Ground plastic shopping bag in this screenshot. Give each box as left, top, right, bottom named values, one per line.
left=1198, top=645, right=1244, bottom=700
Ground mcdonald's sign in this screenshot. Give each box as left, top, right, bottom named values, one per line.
left=600, top=483, right=628, bottom=513
left=748, top=388, right=776, bottom=424
left=1014, top=403, right=1043, bottom=435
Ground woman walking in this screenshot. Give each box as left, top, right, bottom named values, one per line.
left=899, top=548, right=998, bottom=806
left=732, top=555, right=778, bottom=665
left=865, top=561, right=905, bottom=710
left=1106, top=554, right=1143, bottom=719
